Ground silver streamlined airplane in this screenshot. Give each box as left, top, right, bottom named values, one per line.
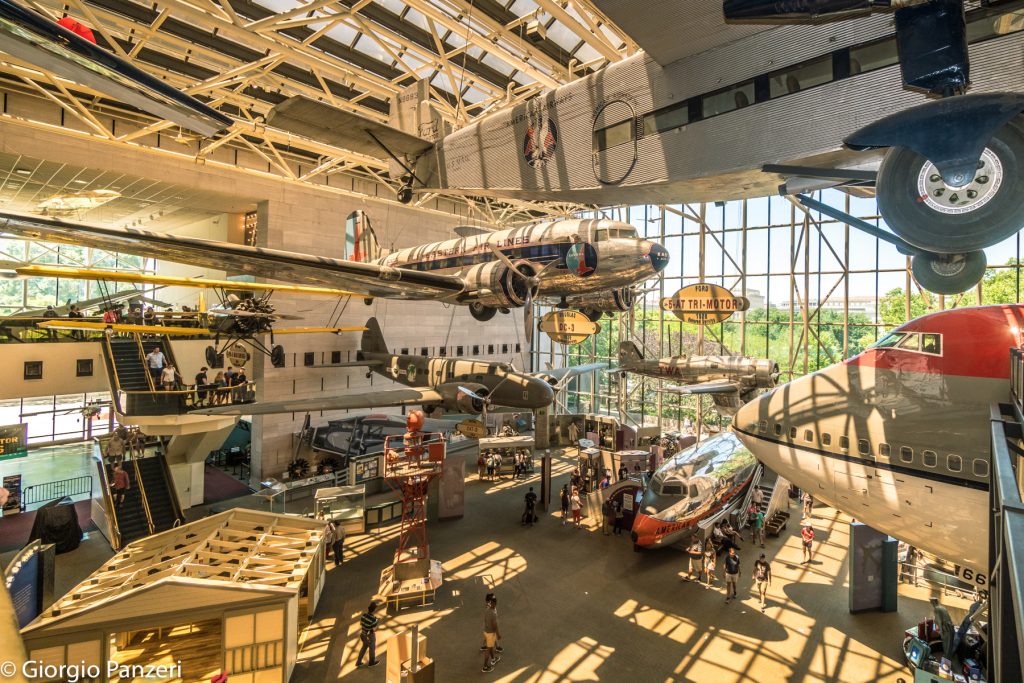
left=617, top=341, right=779, bottom=415
left=0, top=211, right=669, bottom=333
left=194, top=317, right=606, bottom=417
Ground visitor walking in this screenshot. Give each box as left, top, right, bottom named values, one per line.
left=703, top=539, right=717, bottom=589
left=685, top=536, right=703, bottom=581
left=356, top=602, right=380, bottom=667
left=612, top=499, right=625, bottom=535
left=522, top=487, right=537, bottom=527
left=560, top=484, right=569, bottom=526
left=601, top=497, right=613, bottom=535
left=752, top=507, right=766, bottom=548
left=801, top=523, right=815, bottom=564
left=145, top=346, right=165, bottom=385
left=110, top=462, right=130, bottom=507
left=481, top=593, right=502, bottom=673
left=802, top=491, right=814, bottom=517
left=724, top=547, right=741, bottom=603
left=753, top=553, right=772, bottom=612
left=570, top=487, right=582, bottom=529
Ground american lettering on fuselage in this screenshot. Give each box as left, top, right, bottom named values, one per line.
left=733, top=305, right=1024, bottom=575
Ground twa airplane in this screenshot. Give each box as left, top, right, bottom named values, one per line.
left=0, top=210, right=668, bottom=339
left=732, top=305, right=1024, bottom=577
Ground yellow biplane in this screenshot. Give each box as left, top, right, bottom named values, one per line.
left=19, top=265, right=364, bottom=367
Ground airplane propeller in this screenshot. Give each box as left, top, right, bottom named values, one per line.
left=486, top=245, right=561, bottom=347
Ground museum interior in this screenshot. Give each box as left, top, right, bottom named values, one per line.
left=0, top=0, right=1022, bottom=681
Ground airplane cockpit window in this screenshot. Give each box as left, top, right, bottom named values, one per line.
left=595, top=227, right=639, bottom=241
left=871, top=332, right=905, bottom=349
left=921, top=333, right=942, bottom=355
left=897, top=333, right=921, bottom=351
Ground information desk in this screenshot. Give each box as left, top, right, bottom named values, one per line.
left=314, top=485, right=366, bottom=534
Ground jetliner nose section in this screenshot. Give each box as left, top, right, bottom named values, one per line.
left=648, top=243, right=670, bottom=273
left=734, top=393, right=762, bottom=437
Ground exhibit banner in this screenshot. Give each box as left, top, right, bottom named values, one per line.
left=0, top=423, right=27, bottom=461
left=2, top=474, right=22, bottom=514
left=661, top=283, right=749, bottom=324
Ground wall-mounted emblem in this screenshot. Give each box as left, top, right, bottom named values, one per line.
left=539, top=310, right=600, bottom=345
left=566, top=242, right=597, bottom=277
left=524, top=115, right=558, bottom=168
left=661, top=283, right=749, bottom=324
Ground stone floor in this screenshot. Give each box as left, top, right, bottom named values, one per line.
left=295, top=450, right=968, bottom=683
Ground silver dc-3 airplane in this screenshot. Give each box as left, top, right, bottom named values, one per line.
left=0, top=210, right=669, bottom=340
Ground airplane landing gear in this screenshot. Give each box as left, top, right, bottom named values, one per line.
left=205, top=345, right=219, bottom=368
left=876, top=116, right=1024, bottom=254
left=270, top=344, right=286, bottom=368
left=910, top=250, right=987, bottom=296
left=397, top=184, right=413, bottom=204
left=469, top=302, right=497, bottom=322
left=580, top=308, right=603, bottom=323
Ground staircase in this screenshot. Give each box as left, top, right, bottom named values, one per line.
left=108, top=337, right=157, bottom=391
left=135, top=455, right=183, bottom=533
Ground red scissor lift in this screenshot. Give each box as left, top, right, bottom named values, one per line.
left=378, top=412, right=446, bottom=610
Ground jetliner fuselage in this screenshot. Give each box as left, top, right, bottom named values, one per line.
left=733, top=305, right=1024, bottom=576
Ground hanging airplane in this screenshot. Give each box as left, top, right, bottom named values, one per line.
left=17, top=266, right=364, bottom=367
left=616, top=341, right=780, bottom=415
left=731, top=304, right=1023, bottom=577
left=262, top=0, right=1024, bottom=296
left=193, top=317, right=605, bottom=417
left=0, top=211, right=669, bottom=343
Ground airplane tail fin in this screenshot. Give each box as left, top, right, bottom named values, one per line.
left=389, top=80, right=448, bottom=144
left=344, top=211, right=386, bottom=262
left=361, top=317, right=388, bottom=355
left=618, top=341, right=644, bottom=365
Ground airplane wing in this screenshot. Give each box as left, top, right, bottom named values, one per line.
left=37, top=320, right=208, bottom=336
left=267, top=96, right=433, bottom=158
left=192, top=386, right=443, bottom=416
left=14, top=266, right=358, bottom=297
left=539, top=362, right=608, bottom=387
left=271, top=327, right=366, bottom=335
left=0, top=212, right=465, bottom=300
left=664, top=379, right=740, bottom=395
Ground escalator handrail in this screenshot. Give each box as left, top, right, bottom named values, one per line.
left=129, top=455, right=155, bottom=535
left=92, top=441, right=122, bottom=549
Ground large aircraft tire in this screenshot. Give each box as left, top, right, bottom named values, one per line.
left=580, top=308, right=603, bottom=323
left=469, top=303, right=497, bottom=322
left=877, top=115, right=1024, bottom=254
left=911, top=250, right=987, bottom=295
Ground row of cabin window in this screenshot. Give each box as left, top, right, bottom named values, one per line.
left=760, top=420, right=988, bottom=478
left=304, top=343, right=521, bottom=366
left=593, top=6, right=1024, bottom=152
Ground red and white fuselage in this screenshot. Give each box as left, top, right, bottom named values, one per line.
left=733, top=305, right=1024, bottom=576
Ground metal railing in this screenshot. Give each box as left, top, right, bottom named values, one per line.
left=20, top=475, right=93, bottom=511
left=989, top=358, right=1024, bottom=682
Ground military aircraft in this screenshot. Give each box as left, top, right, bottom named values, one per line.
left=616, top=341, right=779, bottom=415
left=0, top=211, right=669, bottom=342
left=18, top=265, right=364, bottom=367
left=732, top=304, right=1023, bottom=577
left=193, top=317, right=605, bottom=417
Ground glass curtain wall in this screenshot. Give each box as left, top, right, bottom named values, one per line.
left=537, top=189, right=1023, bottom=431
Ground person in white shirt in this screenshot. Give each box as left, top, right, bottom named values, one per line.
left=160, top=364, right=178, bottom=391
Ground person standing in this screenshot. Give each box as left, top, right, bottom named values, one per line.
left=612, top=498, right=625, bottom=536
left=570, top=487, right=582, bottom=529
left=752, top=508, right=766, bottom=548
left=617, top=463, right=628, bottom=482
left=724, top=547, right=741, bottom=603
left=685, top=536, right=703, bottom=581
left=600, top=497, right=613, bottom=535
left=522, top=487, right=537, bottom=527
left=481, top=593, right=502, bottom=673
left=753, top=553, right=772, bottom=612
left=801, top=523, right=815, bottom=564
left=160, top=364, right=178, bottom=391
left=194, top=366, right=209, bottom=406
left=325, top=519, right=344, bottom=566
left=356, top=602, right=380, bottom=667
left=802, top=491, right=813, bottom=517
left=145, top=346, right=165, bottom=385
left=703, top=539, right=717, bottom=589
left=110, top=462, right=130, bottom=507
left=560, top=484, right=569, bottom=526
left=752, top=485, right=764, bottom=510
left=477, top=453, right=487, bottom=480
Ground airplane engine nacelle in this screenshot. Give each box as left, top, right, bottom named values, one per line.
left=754, top=359, right=780, bottom=388
left=463, top=261, right=535, bottom=309
left=436, top=382, right=489, bottom=414
left=565, top=287, right=636, bottom=314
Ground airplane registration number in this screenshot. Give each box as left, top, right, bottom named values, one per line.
left=952, top=564, right=988, bottom=588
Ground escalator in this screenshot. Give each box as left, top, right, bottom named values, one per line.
left=134, top=455, right=184, bottom=533
left=100, top=453, right=184, bottom=549
left=101, top=335, right=184, bottom=416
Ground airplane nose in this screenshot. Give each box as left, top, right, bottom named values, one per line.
left=734, top=395, right=761, bottom=435
left=648, top=243, right=670, bottom=273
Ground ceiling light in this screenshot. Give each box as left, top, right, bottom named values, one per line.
left=14, top=168, right=30, bottom=175
left=71, top=179, right=88, bottom=185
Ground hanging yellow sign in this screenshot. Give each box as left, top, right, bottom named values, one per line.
left=457, top=419, right=488, bottom=439
left=661, top=284, right=749, bottom=324
left=225, top=343, right=250, bottom=367
left=538, top=310, right=601, bottom=345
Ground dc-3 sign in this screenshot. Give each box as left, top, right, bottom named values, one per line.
left=457, top=419, right=488, bottom=439
left=661, top=284, right=749, bottom=324
left=538, top=310, right=601, bottom=345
